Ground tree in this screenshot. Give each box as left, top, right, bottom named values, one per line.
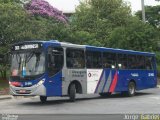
left=0, top=0, right=21, bottom=3
left=0, top=3, right=27, bottom=46
left=0, top=0, right=68, bottom=47
left=0, top=0, right=69, bottom=78
left=25, top=0, right=68, bottom=23
left=70, top=0, right=160, bottom=53
left=70, top=0, right=132, bottom=46
left=108, top=17, right=160, bottom=52
left=135, top=5, right=160, bottom=28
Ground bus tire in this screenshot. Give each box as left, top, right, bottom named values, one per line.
left=40, top=96, right=47, bottom=103
left=69, top=84, right=76, bottom=102
left=127, top=81, right=136, bottom=97
left=99, top=92, right=111, bottom=97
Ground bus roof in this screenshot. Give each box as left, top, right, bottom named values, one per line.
left=12, top=40, right=155, bottom=56
left=58, top=41, right=155, bottom=56
left=85, top=46, right=155, bottom=56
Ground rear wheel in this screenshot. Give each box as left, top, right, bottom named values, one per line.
left=127, top=81, right=136, bottom=97
left=40, top=96, right=47, bottom=103
left=69, top=84, right=76, bottom=102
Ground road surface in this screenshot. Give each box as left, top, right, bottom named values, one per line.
left=0, top=88, right=160, bottom=115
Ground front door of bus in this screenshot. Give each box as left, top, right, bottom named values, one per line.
left=47, top=47, right=64, bottom=96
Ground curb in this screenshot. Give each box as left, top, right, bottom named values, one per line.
left=0, top=95, right=13, bottom=100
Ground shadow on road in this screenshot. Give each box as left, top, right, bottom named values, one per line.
left=21, top=92, right=152, bottom=106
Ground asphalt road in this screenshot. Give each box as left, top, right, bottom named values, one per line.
left=0, top=88, right=160, bottom=115
left=0, top=114, right=126, bottom=120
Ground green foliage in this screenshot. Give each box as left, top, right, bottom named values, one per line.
left=155, top=51, right=160, bottom=67
left=70, top=31, right=99, bottom=45
left=47, top=23, right=70, bottom=42
left=135, top=5, right=160, bottom=28
left=0, top=3, right=30, bottom=46
left=0, top=2, right=68, bottom=50
left=108, top=17, right=160, bottom=51
left=71, top=0, right=160, bottom=54
left=0, top=1, right=68, bottom=78
left=0, top=0, right=21, bottom=3
left=71, top=0, right=132, bottom=46
left=135, top=5, right=160, bottom=68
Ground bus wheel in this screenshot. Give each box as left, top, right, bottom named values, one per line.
left=40, top=96, right=47, bottom=103
left=127, top=81, right=136, bottom=97
left=99, top=92, right=111, bottom=97
left=69, top=84, right=76, bottom=102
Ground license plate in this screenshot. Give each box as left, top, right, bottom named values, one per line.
left=19, top=89, right=26, bottom=93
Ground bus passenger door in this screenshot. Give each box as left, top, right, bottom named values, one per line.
left=46, top=47, right=64, bottom=96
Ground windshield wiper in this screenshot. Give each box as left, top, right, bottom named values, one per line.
left=25, top=52, right=34, bottom=64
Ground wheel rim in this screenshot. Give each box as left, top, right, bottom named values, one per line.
left=129, top=83, right=135, bottom=95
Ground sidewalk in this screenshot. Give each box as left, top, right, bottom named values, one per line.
left=0, top=95, right=13, bottom=100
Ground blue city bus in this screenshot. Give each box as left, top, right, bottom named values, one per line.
left=9, top=40, right=157, bottom=102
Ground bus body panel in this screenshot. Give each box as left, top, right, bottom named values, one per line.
left=10, top=75, right=47, bottom=96
left=86, top=69, right=157, bottom=94
left=9, top=40, right=157, bottom=98
left=10, top=83, right=46, bottom=96
left=87, top=69, right=103, bottom=94
left=62, top=68, right=87, bottom=95
left=43, top=41, right=63, bottom=96
left=45, top=71, right=62, bottom=96
left=86, top=69, right=117, bottom=94
left=114, top=70, right=157, bottom=92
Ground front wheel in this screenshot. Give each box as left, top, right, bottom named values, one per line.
left=40, top=96, right=47, bottom=103
left=127, top=81, right=136, bottom=97
left=69, top=84, right=76, bottom=102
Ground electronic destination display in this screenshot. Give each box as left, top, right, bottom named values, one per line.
left=12, top=43, right=42, bottom=51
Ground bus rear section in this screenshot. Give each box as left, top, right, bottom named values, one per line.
left=85, top=49, right=157, bottom=97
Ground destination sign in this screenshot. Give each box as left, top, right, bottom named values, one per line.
left=12, top=43, right=41, bottom=51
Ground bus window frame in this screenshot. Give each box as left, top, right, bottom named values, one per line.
left=116, top=53, right=128, bottom=70
left=85, top=50, right=103, bottom=69
left=66, top=48, right=86, bottom=69
left=145, top=56, right=154, bottom=70
left=102, top=51, right=117, bottom=69
left=47, top=46, right=64, bottom=77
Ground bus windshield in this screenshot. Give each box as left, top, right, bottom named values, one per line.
left=10, top=51, right=45, bottom=80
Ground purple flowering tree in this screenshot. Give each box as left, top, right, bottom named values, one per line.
left=25, top=0, right=68, bottom=23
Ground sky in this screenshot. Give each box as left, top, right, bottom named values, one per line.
left=46, top=0, right=160, bottom=13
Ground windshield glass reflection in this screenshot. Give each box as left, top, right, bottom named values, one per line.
left=11, top=51, right=45, bottom=79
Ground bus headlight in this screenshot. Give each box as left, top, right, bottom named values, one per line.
left=36, top=79, right=45, bottom=87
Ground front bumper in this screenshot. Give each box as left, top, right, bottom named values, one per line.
left=10, top=84, right=46, bottom=96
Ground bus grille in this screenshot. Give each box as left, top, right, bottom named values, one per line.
left=15, top=90, right=31, bottom=94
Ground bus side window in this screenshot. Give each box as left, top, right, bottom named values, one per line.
left=128, top=55, right=137, bottom=69
left=103, top=52, right=116, bottom=69
left=145, top=56, right=153, bottom=70
left=48, top=47, right=64, bottom=77
left=86, top=51, right=102, bottom=68
left=66, top=48, right=85, bottom=68
left=117, top=54, right=127, bottom=69
left=137, top=55, right=145, bottom=69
